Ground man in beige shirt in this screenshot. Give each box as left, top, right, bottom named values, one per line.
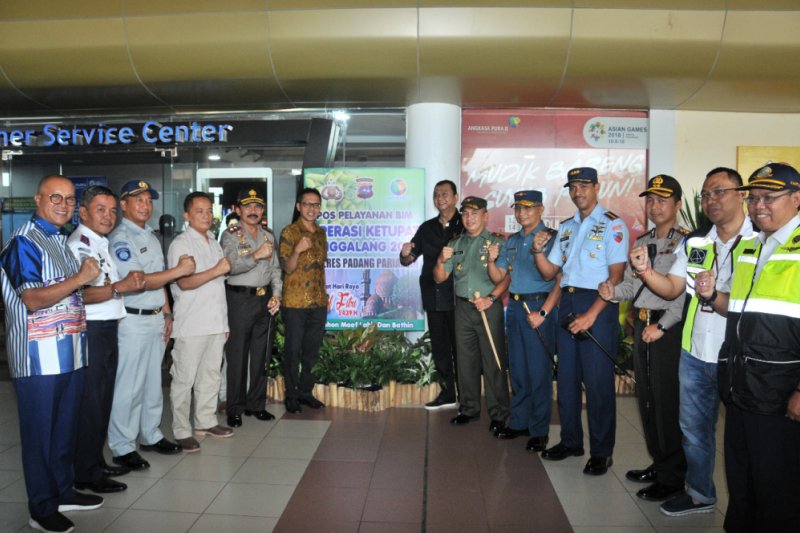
left=168, top=192, right=232, bottom=452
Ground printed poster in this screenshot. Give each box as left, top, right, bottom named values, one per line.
left=304, top=168, right=426, bottom=331
left=461, top=110, right=648, bottom=242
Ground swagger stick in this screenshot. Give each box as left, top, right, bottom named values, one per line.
left=473, top=291, right=503, bottom=370
left=522, top=301, right=558, bottom=376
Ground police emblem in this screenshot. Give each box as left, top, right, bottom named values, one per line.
left=116, top=247, right=131, bottom=261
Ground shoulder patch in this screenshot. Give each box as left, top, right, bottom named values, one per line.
left=604, top=211, right=619, bottom=221
left=115, top=247, right=132, bottom=262
left=79, top=234, right=90, bottom=245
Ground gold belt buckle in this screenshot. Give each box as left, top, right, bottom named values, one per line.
left=513, top=294, right=520, bottom=301
left=256, top=287, right=266, bottom=297
left=567, top=287, right=575, bottom=294
left=638, top=308, right=649, bottom=322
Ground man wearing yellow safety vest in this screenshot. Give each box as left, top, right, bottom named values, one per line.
left=694, top=162, right=800, bottom=532
left=628, top=167, right=753, bottom=517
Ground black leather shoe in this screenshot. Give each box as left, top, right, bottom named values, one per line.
left=285, top=398, right=302, bottom=413
left=140, top=438, right=182, bottom=455
left=112, top=451, right=150, bottom=470
left=636, top=482, right=684, bottom=502
left=488, top=420, right=506, bottom=433
left=450, top=413, right=478, bottom=425
left=101, top=462, right=130, bottom=478
left=583, top=456, right=613, bottom=475
left=625, top=466, right=656, bottom=483
left=495, top=427, right=529, bottom=439
left=75, top=477, right=127, bottom=494
left=244, top=409, right=275, bottom=421
left=525, top=435, right=549, bottom=452
left=298, top=396, right=325, bottom=409
left=541, top=442, right=585, bottom=461
left=227, top=414, right=242, bottom=427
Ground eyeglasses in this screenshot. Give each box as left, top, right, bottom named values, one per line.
left=300, top=202, right=321, bottom=209
left=744, top=191, right=792, bottom=206
left=696, top=188, right=737, bottom=202
left=48, top=194, right=77, bottom=206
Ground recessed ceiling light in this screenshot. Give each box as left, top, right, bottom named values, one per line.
left=208, top=153, right=221, bottom=161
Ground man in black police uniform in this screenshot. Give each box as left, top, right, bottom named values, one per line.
left=599, top=175, right=688, bottom=500
left=221, top=188, right=282, bottom=427
left=400, top=179, right=463, bottom=409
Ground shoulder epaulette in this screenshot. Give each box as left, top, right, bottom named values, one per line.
left=603, top=211, right=619, bottom=221
left=546, top=227, right=558, bottom=236
left=676, top=227, right=690, bottom=237
left=636, top=228, right=655, bottom=241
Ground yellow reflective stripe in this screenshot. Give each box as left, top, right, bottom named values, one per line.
left=729, top=298, right=800, bottom=319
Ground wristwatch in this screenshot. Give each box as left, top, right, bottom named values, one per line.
left=539, top=308, right=548, bottom=318
left=487, top=294, right=497, bottom=303
left=656, top=323, right=667, bottom=332
left=111, top=286, right=122, bottom=300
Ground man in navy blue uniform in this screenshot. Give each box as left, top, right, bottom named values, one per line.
left=488, top=190, right=559, bottom=452
left=532, top=167, right=629, bottom=475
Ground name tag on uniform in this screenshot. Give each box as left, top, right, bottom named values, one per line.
left=140, top=247, right=147, bottom=253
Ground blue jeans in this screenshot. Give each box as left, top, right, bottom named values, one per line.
left=678, top=350, right=719, bottom=504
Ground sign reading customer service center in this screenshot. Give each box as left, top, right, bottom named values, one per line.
left=0, top=121, right=232, bottom=147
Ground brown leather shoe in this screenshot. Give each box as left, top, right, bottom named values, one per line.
left=177, top=437, right=201, bottom=453
left=194, top=425, right=234, bottom=439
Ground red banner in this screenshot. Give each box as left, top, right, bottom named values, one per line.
left=461, top=109, right=649, bottom=241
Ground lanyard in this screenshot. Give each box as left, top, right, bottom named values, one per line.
left=712, top=234, right=742, bottom=276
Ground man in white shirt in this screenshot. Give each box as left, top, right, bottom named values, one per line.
left=168, top=192, right=232, bottom=452
left=67, top=186, right=145, bottom=493
left=629, top=167, right=753, bottom=517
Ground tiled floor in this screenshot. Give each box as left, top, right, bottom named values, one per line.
left=0, top=380, right=728, bottom=532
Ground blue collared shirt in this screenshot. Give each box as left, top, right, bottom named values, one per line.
left=496, top=221, right=555, bottom=294
left=0, top=215, right=87, bottom=378
left=547, top=203, right=629, bottom=289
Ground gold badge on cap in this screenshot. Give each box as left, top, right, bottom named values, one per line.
left=653, top=176, right=664, bottom=187
left=139, top=181, right=147, bottom=189
left=249, top=189, right=257, bottom=198
left=756, top=166, right=773, bottom=178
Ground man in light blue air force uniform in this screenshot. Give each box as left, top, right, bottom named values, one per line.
left=531, top=167, right=629, bottom=476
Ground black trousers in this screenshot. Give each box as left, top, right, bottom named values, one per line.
left=225, top=288, right=275, bottom=416
left=281, top=306, right=326, bottom=399
left=633, top=316, right=686, bottom=488
left=74, top=320, right=119, bottom=483
left=723, top=402, right=800, bottom=533
left=427, top=309, right=458, bottom=401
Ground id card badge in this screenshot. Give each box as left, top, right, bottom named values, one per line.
left=700, top=302, right=715, bottom=313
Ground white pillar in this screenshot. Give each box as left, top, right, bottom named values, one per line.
left=406, top=103, right=462, bottom=219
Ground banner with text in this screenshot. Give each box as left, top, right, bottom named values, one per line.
left=461, top=110, right=648, bottom=241
left=305, top=168, right=426, bottom=331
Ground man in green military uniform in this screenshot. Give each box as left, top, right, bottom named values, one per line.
left=433, top=196, right=510, bottom=432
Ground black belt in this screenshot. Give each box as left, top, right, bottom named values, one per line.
left=634, top=308, right=666, bottom=323
left=226, top=284, right=270, bottom=297
left=563, top=286, right=596, bottom=294
left=125, top=306, right=162, bottom=315
left=510, top=292, right=548, bottom=302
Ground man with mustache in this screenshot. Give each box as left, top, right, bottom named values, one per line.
left=67, top=185, right=145, bottom=494
left=220, top=188, right=282, bottom=427
left=532, top=167, right=629, bottom=476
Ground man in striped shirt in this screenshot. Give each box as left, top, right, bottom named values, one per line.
left=0, top=175, right=104, bottom=533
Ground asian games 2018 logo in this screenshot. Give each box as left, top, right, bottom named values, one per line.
left=508, top=116, right=521, bottom=128
left=588, top=120, right=606, bottom=141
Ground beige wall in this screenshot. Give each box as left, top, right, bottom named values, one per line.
left=673, top=110, right=800, bottom=195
